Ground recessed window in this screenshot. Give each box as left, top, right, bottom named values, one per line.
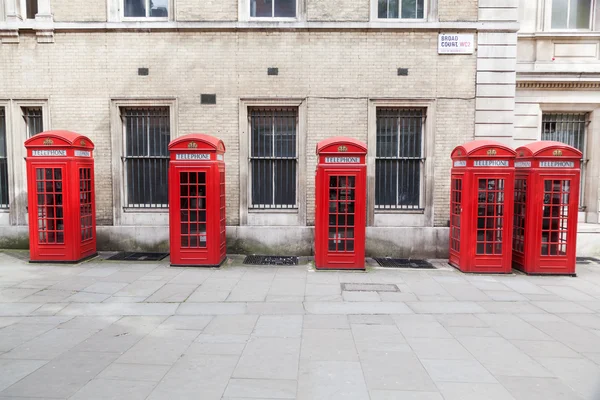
left=26, top=0, right=38, bottom=19
left=249, top=107, right=298, bottom=209
left=551, top=0, right=592, bottom=29
left=121, top=107, right=170, bottom=208
left=542, top=112, right=588, bottom=207
left=22, top=107, right=43, bottom=138
left=250, top=0, right=296, bottom=18
left=375, top=108, right=425, bottom=210
left=124, top=0, right=168, bottom=18
left=377, top=0, right=425, bottom=19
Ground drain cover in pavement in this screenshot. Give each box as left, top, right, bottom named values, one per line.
left=243, top=255, right=299, bottom=266
left=341, top=283, right=399, bottom=292
left=373, top=258, right=435, bottom=269
left=106, top=252, right=168, bottom=261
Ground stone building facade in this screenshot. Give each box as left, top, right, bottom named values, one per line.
left=2, top=0, right=570, bottom=257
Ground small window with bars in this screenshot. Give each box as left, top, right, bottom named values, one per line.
left=375, top=108, right=425, bottom=210
left=121, top=107, right=170, bottom=208
left=0, top=107, right=8, bottom=209
left=541, top=112, right=587, bottom=208
left=22, top=107, right=44, bottom=138
left=249, top=107, right=298, bottom=209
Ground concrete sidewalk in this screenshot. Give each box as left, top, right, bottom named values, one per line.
left=0, top=252, right=600, bottom=399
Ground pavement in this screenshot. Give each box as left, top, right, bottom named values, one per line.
left=1, top=252, right=600, bottom=399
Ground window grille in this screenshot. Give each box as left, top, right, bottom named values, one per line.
left=122, top=107, right=170, bottom=208
left=22, top=107, right=43, bottom=137
left=542, top=113, right=587, bottom=208
left=0, top=108, right=8, bottom=209
left=375, top=108, right=425, bottom=210
left=378, top=0, right=424, bottom=19
left=249, top=107, right=297, bottom=209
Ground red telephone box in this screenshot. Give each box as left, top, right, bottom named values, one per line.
left=168, top=134, right=226, bottom=267
left=25, top=130, right=96, bottom=263
left=512, top=141, right=581, bottom=276
left=449, top=140, right=516, bottom=273
left=315, top=137, right=366, bottom=270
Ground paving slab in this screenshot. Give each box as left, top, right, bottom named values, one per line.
left=0, top=351, right=119, bottom=398
left=224, top=378, right=297, bottom=399
left=297, top=360, right=369, bottom=400
left=233, top=337, right=301, bottom=380
left=70, top=378, right=156, bottom=400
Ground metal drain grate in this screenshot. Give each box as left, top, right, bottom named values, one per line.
left=243, top=255, right=299, bottom=266
left=341, top=283, right=399, bottom=292
left=577, top=257, right=600, bottom=264
left=106, top=252, right=169, bottom=261
left=373, top=258, right=435, bottom=269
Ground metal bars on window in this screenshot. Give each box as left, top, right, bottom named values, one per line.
left=22, top=107, right=43, bottom=138
left=541, top=113, right=587, bottom=208
left=375, top=108, right=424, bottom=210
left=122, top=107, right=170, bottom=208
left=249, top=107, right=298, bottom=209
left=0, top=108, right=8, bottom=209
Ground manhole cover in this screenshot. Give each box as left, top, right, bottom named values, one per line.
left=106, top=252, right=169, bottom=261
left=243, top=255, right=299, bottom=266
left=577, top=257, right=600, bottom=264
left=373, top=258, right=435, bottom=269
left=341, top=283, right=399, bottom=292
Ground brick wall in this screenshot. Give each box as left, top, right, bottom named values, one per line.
left=307, top=0, right=369, bottom=21
left=438, top=0, right=478, bottom=22
left=1, top=30, right=476, bottom=228
left=50, top=0, right=106, bottom=21
left=176, top=0, right=237, bottom=21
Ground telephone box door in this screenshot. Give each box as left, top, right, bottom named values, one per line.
left=31, top=165, right=66, bottom=257
left=323, top=171, right=363, bottom=267
left=173, top=166, right=211, bottom=259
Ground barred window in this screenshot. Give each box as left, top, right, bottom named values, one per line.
left=378, top=0, right=425, bottom=19
left=375, top=108, right=425, bottom=210
left=249, top=107, right=297, bottom=209
left=0, top=108, right=8, bottom=209
left=375, top=108, right=424, bottom=210
left=122, top=107, right=170, bottom=208
left=542, top=112, right=587, bottom=207
left=22, top=107, right=43, bottom=137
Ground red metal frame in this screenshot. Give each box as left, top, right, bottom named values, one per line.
left=25, top=130, right=97, bottom=263
left=449, top=140, right=516, bottom=273
left=512, top=141, right=581, bottom=276
left=168, top=133, right=226, bottom=267
left=315, top=137, right=366, bottom=270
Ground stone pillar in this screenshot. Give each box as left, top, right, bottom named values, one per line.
left=475, top=0, right=519, bottom=145
left=35, top=0, right=52, bottom=21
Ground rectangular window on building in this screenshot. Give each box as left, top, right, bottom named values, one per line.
left=22, top=107, right=43, bottom=137
left=375, top=108, right=425, bottom=210
left=378, top=0, right=425, bottom=19
left=250, top=0, right=296, bottom=17
left=551, top=0, right=592, bottom=29
left=25, top=0, right=38, bottom=19
left=121, top=107, right=170, bottom=208
left=542, top=112, right=587, bottom=207
left=124, top=0, right=168, bottom=18
left=249, top=107, right=297, bottom=209
left=0, top=107, right=8, bottom=209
